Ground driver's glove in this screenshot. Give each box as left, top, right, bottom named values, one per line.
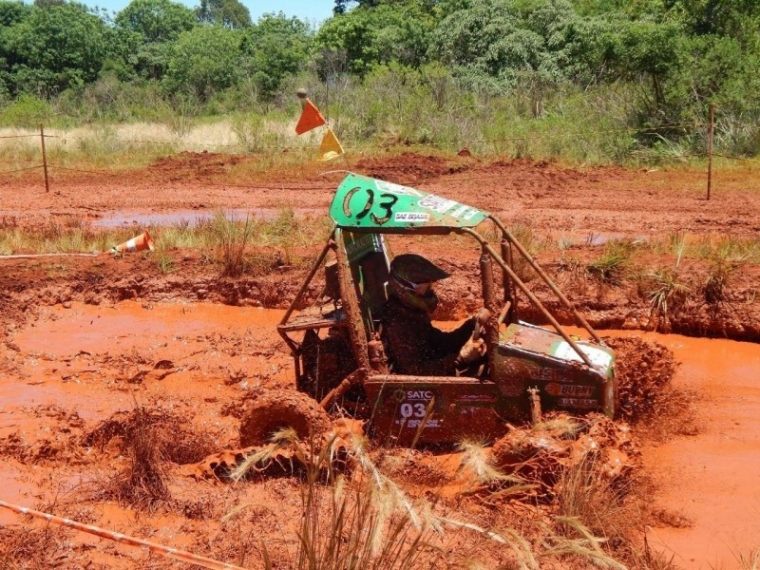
left=456, top=338, right=486, bottom=365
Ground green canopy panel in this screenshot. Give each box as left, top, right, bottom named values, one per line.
left=329, top=173, right=488, bottom=230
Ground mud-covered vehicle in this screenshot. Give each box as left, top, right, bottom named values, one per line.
left=274, top=173, right=616, bottom=446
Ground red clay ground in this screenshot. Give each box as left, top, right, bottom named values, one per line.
left=1, top=152, right=760, bottom=568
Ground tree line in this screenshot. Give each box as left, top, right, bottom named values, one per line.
left=1, top=0, right=759, bottom=156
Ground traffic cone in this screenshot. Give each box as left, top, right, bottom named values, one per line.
left=111, top=230, right=154, bottom=254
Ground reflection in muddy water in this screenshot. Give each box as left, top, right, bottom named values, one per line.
left=92, top=207, right=321, bottom=228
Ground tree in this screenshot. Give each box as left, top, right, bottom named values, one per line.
left=163, top=25, right=242, bottom=99
left=428, top=0, right=521, bottom=76
left=114, top=0, right=196, bottom=80
left=115, top=0, right=196, bottom=43
left=333, top=0, right=380, bottom=15
left=665, top=0, right=760, bottom=37
left=616, top=20, right=684, bottom=107
left=240, top=13, right=311, bottom=100
left=0, top=1, right=31, bottom=26
left=316, top=1, right=435, bottom=75
left=196, top=0, right=250, bottom=29
left=3, top=2, right=109, bottom=95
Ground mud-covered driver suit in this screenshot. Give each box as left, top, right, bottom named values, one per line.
left=380, top=295, right=476, bottom=376
left=379, top=254, right=479, bottom=376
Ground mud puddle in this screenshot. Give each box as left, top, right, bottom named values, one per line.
left=92, top=207, right=321, bottom=228
left=600, top=330, right=760, bottom=569
left=4, top=301, right=290, bottom=434
left=13, top=301, right=285, bottom=355
left=4, top=304, right=760, bottom=567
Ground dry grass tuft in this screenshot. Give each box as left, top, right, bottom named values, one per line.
left=117, top=405, right=171, bottom=509
left=0, top=524, right=74, bottom=568
left=211, top=211, right=255, bottom=278
left=86, top=405, right=171, bottom=511
left=83, top=406, right=217, bottom=465
left=556, top=453, right=635, bottom=550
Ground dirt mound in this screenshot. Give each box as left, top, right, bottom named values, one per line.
left=605, top=336, right=677, bottom=422
left=239, top=389, right=331, bottom=447
left=149, top=151, right=247, bottom=181
left=491, top=414, right=638, bottom=501
left=182, top=446, right=310, bottom=481
left=354, top=152, right=463, bottom=183
left=83, top=407, right=217, bottom=465
left=187, top=418, right=362, bottom=481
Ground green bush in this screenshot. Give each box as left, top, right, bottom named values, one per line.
left=0, top=94, right=54, bottom=128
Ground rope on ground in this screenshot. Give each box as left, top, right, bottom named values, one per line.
left=0, top=499, right=247, bottom=570
left=0, top=252, right=101, bottom=259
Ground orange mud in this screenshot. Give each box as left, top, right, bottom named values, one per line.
left=631, top=333, right=760, bottom=568
left=0, top=303, right=758, bottom=567
left=2, top=152, right=760, bottom=567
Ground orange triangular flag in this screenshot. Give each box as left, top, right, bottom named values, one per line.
left=319, top=128, right=344, bottom=161
left=295, top=99, right=326, bottom=135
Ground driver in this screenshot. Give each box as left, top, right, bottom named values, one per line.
left=380, top=253, right=490, bottom=376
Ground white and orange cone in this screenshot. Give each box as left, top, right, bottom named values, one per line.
left=111, top=230, right=154, bottom=254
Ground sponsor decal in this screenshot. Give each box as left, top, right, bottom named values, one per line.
left=404, top=418, right=441, bottom=428
left=497, top=377, right=525, bottom=397
left=553, top=341, right=613, bottom=369
left=406, top=390, right=434, bottom=400
left=462, top=208, right=481, bottom=220
left=450, top=204, right=470, bottom=218
left=544, top=383, right=595, bottom=397
left=456, top=394, right=498, bottom=403
left=419, top=194, right=458, bottom=214
left=345, top=234, right=382, bottom=259
left=558, top=397, right=599, bottom=409
left=394, top=212, right=430, bottom=223
left=375, top=179, right=424, bottom=197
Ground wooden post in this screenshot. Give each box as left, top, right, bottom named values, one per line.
left=706, top=103, right=714, bottom=201
left=39, top=124, right=50, bottom=193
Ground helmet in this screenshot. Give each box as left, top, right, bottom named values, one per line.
left=388, top=254, right=449, bottom=312
left=390, top=254, right=449, bottom=288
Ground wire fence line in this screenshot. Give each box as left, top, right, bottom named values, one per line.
left=0, top=165, right=43, bottom=174
left=0, top=119, right=716, bottom=151
left=0, top=134, right=39, bottom=139
left=0, top=113, right=750, bottom=197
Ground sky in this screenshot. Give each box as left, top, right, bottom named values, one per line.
left=87, top=0, right=336, bottom=25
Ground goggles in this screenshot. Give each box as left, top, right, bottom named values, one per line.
left=396, top=274, right=433, bottom=295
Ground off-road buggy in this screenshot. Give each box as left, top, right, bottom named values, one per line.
left=267, top=173, right=615, bottom=447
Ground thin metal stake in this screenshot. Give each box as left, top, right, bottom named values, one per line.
left=707, top=103, right=714, bottom=200
left=40, top=124, right=50, bottom=193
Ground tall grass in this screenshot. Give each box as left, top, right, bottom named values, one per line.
left=587, top=239, right=639, bottom=285
left=4, top=67, right=757, bottom=168
left=210, top=211, right=255, bottom=277
left=0, top=211, right=331, bottom=275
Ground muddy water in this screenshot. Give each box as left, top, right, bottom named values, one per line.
left=648, top=336, right=760, bottom=567
left=91, top=207, right=321, bottom=228
left=6, top=302, right=289, bottom=424
left=600, top=330, right=760, bottom=568
left=5, top=305, right=760, bottom=567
